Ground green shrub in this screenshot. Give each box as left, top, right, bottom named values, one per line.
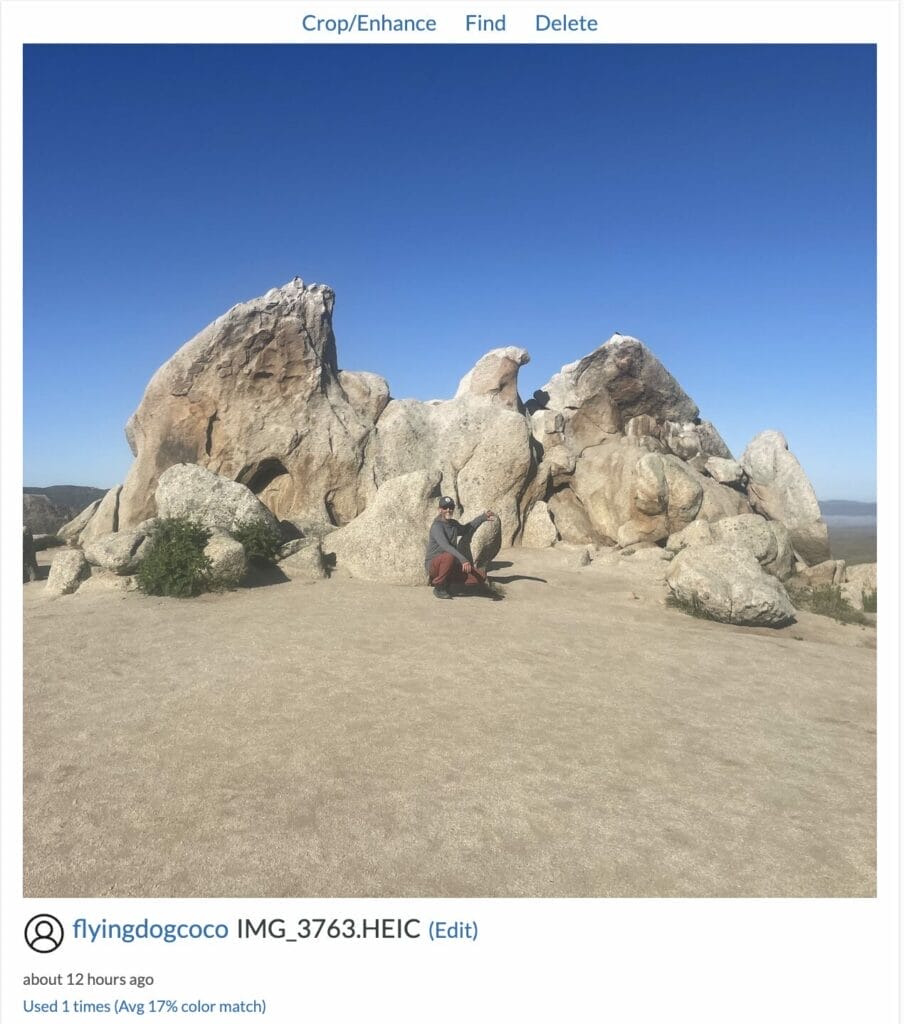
left=231, top=520, right=282, bottom=562
left=862, top=588, right=877, bottom=613
left=136, top=517, right=213, bottom=598
left=791, top=584, right=872, bottom=626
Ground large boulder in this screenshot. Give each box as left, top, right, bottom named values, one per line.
left=46, top=549, right=90, bottom=596
left=78, top=486, right=123, bottom=546
left=58, top=499, right=102, bottom=544
left=83, top=529, right=150, bottom=575
left=365, top=350, right=535, bottom=545
left=118, top=278, right=388, bottom=528
left=666, top=544, right=796, bottom=627
left=322, top=470, right=441, bottom=584
left=546, top=488, right=597, bottom=545
left=454, top=346, right=528, bottom=410
left=155, top=464, right=279, bottom=534
left=710, top=514, right=794, bottom=581
left=667, top=515, right=794, bottom=581
left=521, top=500, right=558, bottom=548
left=740, top=430, right=830, bottom=565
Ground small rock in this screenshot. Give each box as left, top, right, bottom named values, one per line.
left=46, top=549, right=90, bottom=596
left=204, top=532, right=247, bottom=587
left=280, top=540, right=327, bottom=582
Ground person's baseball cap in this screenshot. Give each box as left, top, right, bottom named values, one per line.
left=438, top=496, right=455, bottom=509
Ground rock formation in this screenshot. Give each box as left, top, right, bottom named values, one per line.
left=740, top=430, right=830, bottom=564
left=118, top=279, right=388, bottom=530
left=54, top=279, right=835, bottom=623
left=364, top=347, right=534, bottom=544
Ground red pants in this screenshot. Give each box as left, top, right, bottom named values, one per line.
left=428, top=553, right=486, bottom=587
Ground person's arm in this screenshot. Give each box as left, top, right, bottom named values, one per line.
left=466, top=510, right=494, bottom=531
left=429, top=520, right=467, bottom=564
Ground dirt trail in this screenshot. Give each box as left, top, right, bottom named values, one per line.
left=23, top=548, right=876, bottom=897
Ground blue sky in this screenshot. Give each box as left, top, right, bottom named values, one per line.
left=24, top=44, right=876, bottom=499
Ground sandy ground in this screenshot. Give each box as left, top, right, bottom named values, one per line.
left=23, top=547, right=876, bottom=898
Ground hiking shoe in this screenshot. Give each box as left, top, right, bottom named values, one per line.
left=433, top=586, right=452, bottom=600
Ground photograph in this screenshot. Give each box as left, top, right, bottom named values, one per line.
left=22, top=42, right=877, bottom=899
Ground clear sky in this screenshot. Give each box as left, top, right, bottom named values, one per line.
left=24, top=44, right=876, bottom=500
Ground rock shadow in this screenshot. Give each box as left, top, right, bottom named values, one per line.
left=242, top=561, right=291, bottom=588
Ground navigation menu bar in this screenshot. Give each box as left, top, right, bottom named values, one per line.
left=299, top=10, right=600, bottom=38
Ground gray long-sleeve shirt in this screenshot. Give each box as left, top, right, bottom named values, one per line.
left=424, top=513, right=490, bottom=573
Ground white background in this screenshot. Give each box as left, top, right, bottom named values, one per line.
left=1, top=2, right=899, bottom=1021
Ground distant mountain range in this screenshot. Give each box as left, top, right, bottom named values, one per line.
left=23, top=485, right=107, bottom=534
left=24, top=485, right=107, bottom=510
left=819, top=500, right=877, bottom=517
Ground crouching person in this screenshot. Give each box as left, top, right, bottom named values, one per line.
left=425, top=496, right=495, bottom=600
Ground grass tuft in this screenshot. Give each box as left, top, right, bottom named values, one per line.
left=791, top=585, right=873, bottom=626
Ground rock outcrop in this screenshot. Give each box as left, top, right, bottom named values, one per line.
left=118, top=279, right=387, bottom=530
left=740, top=430, right=830, bottom=565
left=78, top=280, right=830, bottom=624
left=364, top=348, right=534, bottom=545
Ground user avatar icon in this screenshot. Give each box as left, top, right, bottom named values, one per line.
left=25, top=914, right=64, bottom=953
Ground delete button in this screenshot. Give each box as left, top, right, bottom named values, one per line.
left=535, top=14, right=599, bottom=31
